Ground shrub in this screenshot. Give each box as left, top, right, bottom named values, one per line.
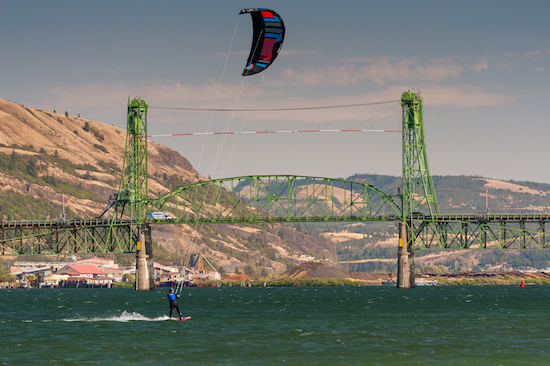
left=93, top=144, right=108, bottom=153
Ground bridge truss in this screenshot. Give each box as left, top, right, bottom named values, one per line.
left=412, top=214, right=550, bottom=250
left=0, top=219, right=135, bottom=255
left=146, top=175, right=401, bottom=224
left=0, top=175, right=402, bottom=255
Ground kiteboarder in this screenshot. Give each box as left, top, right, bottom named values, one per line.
left=167, top=288, right=183, bottom=320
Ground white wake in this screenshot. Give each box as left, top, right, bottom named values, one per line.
left=64, top=311, right=169, bottom=322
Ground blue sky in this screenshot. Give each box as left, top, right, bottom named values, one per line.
left=2, top=1, right=550, bottom=185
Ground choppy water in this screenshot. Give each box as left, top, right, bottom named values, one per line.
left=2, top=285, right=550, bottom=365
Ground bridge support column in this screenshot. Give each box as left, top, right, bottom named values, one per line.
left=409, top=248, right=416, bottom=288
left=397, top=222, right=415, bottom=288
left=136, top=225, right=155, bottom=291
left=136, top=228, right=150, bottom=291
left=144, top=225, right=155, bottom=290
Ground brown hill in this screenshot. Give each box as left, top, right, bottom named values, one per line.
left=0, top=98, right=336, bottom=276
left=281, top=261, right=390, bottom=284
left=282, top=261, right=349, bottom=279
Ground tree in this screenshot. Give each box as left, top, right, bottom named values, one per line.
left=8, top=150, right=17, bottom=171
left=65, top=111, right=69, bottom=118
left=122, top=273, right=135, bottom=283
left=26, top=160, right=39, bottom=177
left=0, top=263, right=16, bottom=283
left=0, top=273, right=16, bottom=283
left=83, top=122, right=90, bottom=132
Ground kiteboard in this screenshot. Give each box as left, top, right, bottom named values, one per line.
left=170, top=316, right=191, bottom=321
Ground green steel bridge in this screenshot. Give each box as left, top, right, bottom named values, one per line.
left=2, top=91, right=550, bottom=285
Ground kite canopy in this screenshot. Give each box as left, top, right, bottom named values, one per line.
left=239, top=8, right=285, bottom=76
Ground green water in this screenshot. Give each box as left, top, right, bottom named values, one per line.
left=1, top=285, right=550, bottom=365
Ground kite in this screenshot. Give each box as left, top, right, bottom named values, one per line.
left=239, top=8, right=285, bottom=76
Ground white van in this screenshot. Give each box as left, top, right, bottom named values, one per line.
left=146, top=212, right=174, bottom=221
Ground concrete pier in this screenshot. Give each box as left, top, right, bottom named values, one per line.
left=144, top=225, right=155, bottom=290
left=136, top=225, right=155, bottom=291
left=136, top=229, right=149, bottom=291
left=397, top=222, right=415, bottom=288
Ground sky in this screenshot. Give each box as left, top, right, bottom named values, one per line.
left=1, top=1, right=550, bottom=186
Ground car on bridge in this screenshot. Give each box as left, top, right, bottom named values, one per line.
left=146, top=212, right=173, bottom=222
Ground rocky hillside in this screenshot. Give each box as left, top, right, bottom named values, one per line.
left=0, top=98, right=335, bottom=276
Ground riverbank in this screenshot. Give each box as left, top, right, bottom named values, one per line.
left=418, top=270, right=550, bottom=285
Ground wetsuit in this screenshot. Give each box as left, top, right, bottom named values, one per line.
left=168, top=292, right=182, bottom=319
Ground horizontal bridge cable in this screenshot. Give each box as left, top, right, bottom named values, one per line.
left=135, top=128, right=403, bottom=139
left=149, top=99, right=400, bottom=112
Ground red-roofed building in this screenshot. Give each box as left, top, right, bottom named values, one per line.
left=56, top=264, right=108, bottom=279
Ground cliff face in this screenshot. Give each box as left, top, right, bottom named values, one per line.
left=0, top=98, right=337, bottom=275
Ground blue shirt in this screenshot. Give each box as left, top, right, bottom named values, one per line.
left=168, top=292, right=177, bottom=302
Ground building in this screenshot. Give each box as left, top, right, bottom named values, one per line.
left=154, top=262, right=179, bottom=281
left=189, top=270, right=221, bottom=281
left=11, top=266, right=52, bottom=284
left=76, top=258, right=129, bottom=281
left=55, top=264, right=113, bottom=288
left=76, top=257, right=118, bottom=269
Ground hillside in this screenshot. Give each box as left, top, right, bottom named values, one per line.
left=0, top=98, right=335, bottom=277
left=333, top=174, right=550, bottom=272
left=346, top=173, right=550, bottom=213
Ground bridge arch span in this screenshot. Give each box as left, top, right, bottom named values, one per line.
left=146, top=175, right=402, bottom=224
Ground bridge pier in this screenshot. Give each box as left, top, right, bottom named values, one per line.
left=144, top=225, right=155, bottom=290
left=136, top=225, right=155, bottom=290
left=397, top=222, right=415, bottom=288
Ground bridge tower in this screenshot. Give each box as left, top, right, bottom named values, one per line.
left=116, top=97, right=149, bottom=220
left=113, top=97, right=154, bottom=290
left=398, top=90, right=439, bottom=288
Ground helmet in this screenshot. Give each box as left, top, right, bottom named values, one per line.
left=170, top=287, right=174, bottom=291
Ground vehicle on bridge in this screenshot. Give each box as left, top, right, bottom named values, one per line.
left=146, top=212, right=173, bottom=222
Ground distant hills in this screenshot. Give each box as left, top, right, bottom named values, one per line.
left=330, top=174, right=550, bottom=272
left=347, top=173, right=550, bottom=214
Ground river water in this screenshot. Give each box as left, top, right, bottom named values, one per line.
left=1, top=285, right=550, bottom=365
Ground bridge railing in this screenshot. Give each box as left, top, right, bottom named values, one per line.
left=424, top=214, right=550, bottom=222
left=0, top=218, right=134, bottom=229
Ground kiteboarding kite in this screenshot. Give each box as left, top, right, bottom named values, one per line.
left=239, top=8, right=285, bottom=76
